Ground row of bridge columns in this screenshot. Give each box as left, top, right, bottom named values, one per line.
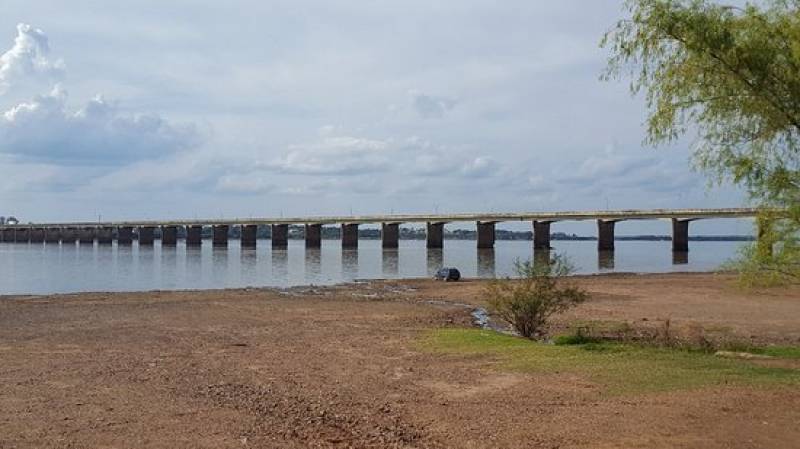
left=0, top=219, right=697, bottom=251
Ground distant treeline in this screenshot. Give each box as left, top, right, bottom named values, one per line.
left=174, top=226, right=754, bottom=242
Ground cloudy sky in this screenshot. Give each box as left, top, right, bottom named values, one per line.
left=0, top=1, right=751, bottom=233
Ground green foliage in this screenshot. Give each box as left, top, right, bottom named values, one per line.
left=728, top=212, right=800, bottom=285
left=603, top=0, right=800, bottom=284
left=484, top=255, right=587, bottom=339
left=419, top=328, right=800, bottom=395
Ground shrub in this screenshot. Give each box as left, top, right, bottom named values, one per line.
left=485, top=255, right=587, bottom=339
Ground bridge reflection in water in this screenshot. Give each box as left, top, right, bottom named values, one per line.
left=342, top=249, right=359, bottom=279
left=673, top=251, right=689, bottom=265
left=162, top=244, right=688, bottom=283
left=427, top=249, right=444, bottom=276
left=272, top=249, right=288, bottom=281
left=382, top=249, right=399, bottom=277
left=598, top=251, right=615, bottom=271
left=0, top=239, right=752, bottom=295
left=305, top=249, right=322, bottom=279
left=477, top=249, right=496, bottom=278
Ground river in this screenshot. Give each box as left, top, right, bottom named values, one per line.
left=0, top=239, right=746, bottom=295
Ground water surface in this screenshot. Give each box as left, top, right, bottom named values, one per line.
left=0, top=239, right=745, bottom=295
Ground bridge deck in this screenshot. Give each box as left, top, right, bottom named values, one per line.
left=0, top=208, right=763, bottom=228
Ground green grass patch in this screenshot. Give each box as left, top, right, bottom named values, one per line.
left=728, top=345, right=800, bottom=359
left=418, top=329, right=800, bottom=395
left=760, top=346, right=800, bottom=359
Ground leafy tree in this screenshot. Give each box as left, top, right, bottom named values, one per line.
left=602, top=0, right=800, bottom=284
left=485, top=255, right=587, bottom=339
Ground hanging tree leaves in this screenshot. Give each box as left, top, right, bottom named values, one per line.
left=602, top=0, right=800, bottom=284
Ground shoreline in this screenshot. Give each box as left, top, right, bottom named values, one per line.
left=0, top=270, right=737, bottom=300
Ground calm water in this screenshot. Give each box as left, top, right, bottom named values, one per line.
left=0, top=239, right=745, bottom=295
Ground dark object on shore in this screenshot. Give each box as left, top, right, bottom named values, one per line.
left=435, top=267, right=461, bottom=282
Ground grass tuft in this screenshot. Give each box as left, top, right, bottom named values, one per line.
left=553, top=332, right=601, bottom=346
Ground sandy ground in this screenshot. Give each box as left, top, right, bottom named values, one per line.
left=1, top=273, right=799, bottom=449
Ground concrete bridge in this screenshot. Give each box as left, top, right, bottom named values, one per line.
left=0, top=208, right=763, bottom=253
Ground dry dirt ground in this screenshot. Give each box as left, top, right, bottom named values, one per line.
left=1, top=273, right=799, bottom=449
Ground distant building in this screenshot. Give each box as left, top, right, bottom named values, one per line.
left=5, top=216, right=18, bottom=225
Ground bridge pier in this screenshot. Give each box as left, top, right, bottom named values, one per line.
left=14, top=228, right=30, bottom=243
left=477, top=221, right=495, bottom=249
left=212, top=225, right=229, bottom=247
left=118, top=226, right=134, bottom=245
left=597, top=220, right=616, bottom=251
left=272, top=224, right=288, bottom=249
left=671, top=219, right=691, bottom=252
left=161, top=226, right=178, bottom=246
left=97, top=227, right=114, bottom=245
left=382, top=223, right=399, bottom=249
left=533, top=221, right=552, bottom=249
left=138, top=226, right=156, bottom=245
left=426, top=222, right=444, bottom=249
left=79, top=227, right=95, bottom=245
left=1, top=228, right=13, bottom=242
left=45, top=227, right=61, bottom=243
left=186, top=225, right=203, bottom=246
left=30, top=228, right=45, bottom=243
left=341, top=224, right=359, bottom=249
left=62, top=228, right=79, bottom=244
left=241, top=225, right=258, bottom=248
left=305, top=224, right=322, bottom=249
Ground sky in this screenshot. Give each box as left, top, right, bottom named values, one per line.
left=0, top=1, right=753, bottom=234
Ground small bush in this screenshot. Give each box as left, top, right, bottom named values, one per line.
left=485, top=255, right=587, bottom=339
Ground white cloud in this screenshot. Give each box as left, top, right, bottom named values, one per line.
left=556, top=150, right=700, bottom=195
left=266, top=136, right=391, bottom=175
left=263, top=132, right=500, bottom=181
left=209, top=130, right=506, bottom=199
left=0, top=23, right=203, bottom=172
left=0, top=156, right=64, bottom=192
left=78, top=148, right=223, bottom=193
left=0, top=23, right=64, bottom=94
left=409, top=90, right=458, bottom=119
left=215, top=172, right=274, bottom=194
left=460, top=156, right=498, bottom=177
left=278, top=177, right=383, bottom=196
left=0, top=85, right=200, bottom=165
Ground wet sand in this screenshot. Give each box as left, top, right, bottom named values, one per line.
left=1, top=273, right=799, bottom=448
